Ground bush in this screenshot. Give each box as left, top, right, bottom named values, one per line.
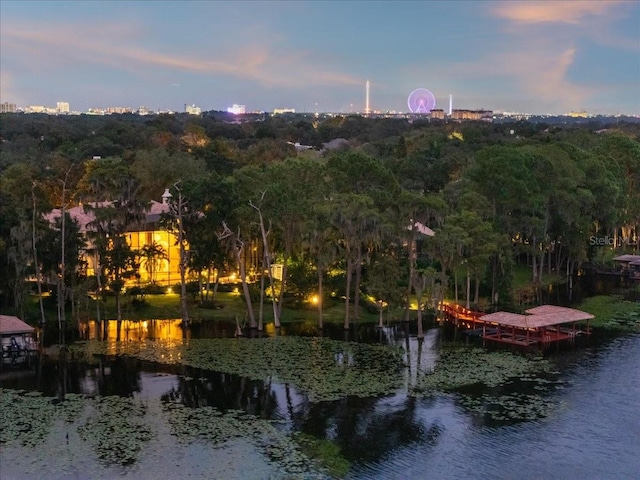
left=281, top=293, right=305, bottom=309
left=172, top=281, right=201, bottom=300
left=131, top=298, right=148, bottom=311
left=198, top=300, right=224, bottom=310
left=363, top=297, right=380, bottom=315
left=217, top=283, right=241, bottom=293
left=127, top=286, right=145, bottom=300
left=144, top=282, right=165, bottom=295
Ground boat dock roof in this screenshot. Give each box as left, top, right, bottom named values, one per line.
left=613, top=254, right=640, bottom=264
left=0, top=315, right=35, bottom=335
left=479, top=306, right=593, bottom=329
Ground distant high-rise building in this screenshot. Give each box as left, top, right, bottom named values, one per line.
left=227, top=104, right=246, bottom=114
left=105, top=107, right=134, bottom=114
left=26, top=105, right=54, bottom=113
left=451, top=109, right=493, bottom=122
left=0, top=102, right=17, bottom=113
left=56, top=101, right=70, bottom=113
left=273, top=108, right=295, bottom=114
left=185, top=104, right=202, bottom=115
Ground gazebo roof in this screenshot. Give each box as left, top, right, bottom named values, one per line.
left=0, top=315, right=35, bottom=335
left=524, top=305, right=594, bottom=319
left=480, top=305, right=593, bottom=329
left=613, top=254, right=640, bottom=263
left=479, top=312, right=531, bottom=328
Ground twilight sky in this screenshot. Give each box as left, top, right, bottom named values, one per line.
left=1, top=0, right=639, bottom=115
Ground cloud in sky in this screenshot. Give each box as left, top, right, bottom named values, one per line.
left=411, top=39, right=595, bottom=114
left=2, top=21, right=362, bottom=89
left=490, top=0, right=624, bottom=25
left=476, top=0, right=638, bottom=112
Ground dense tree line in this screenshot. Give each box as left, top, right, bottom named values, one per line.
left=1, top=112, right=639, bottom=334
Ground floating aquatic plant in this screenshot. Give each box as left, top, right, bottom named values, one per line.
left=458, top=391, right=565, bottom=424
left=1, top=388, right=321, bottom=476
left=412, top=346, right=554, bottom=392
left=411, top=346, right=564, bottom=424
left=0, top=389, right=85, bottom=448
left=163, top=401, right=327, bottom=478
left=603, top=311, right=640, bottom=330
left=71, top=337, right=405, bottom=402
left=293, top=432, right=351, bottom=479
left=78, top=396, right=154, bottom=466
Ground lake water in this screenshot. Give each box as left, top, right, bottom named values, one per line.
left=2, top=320, right=639, bottom=480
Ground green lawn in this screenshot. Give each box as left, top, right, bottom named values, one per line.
left=17, top=276, right=637, bottom=333
left=21, top=291, right=381, bottom=327
left=511, top=263, right=565, bottom=291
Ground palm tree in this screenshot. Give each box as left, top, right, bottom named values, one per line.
left=140, top=241, right=167, bottom=284
left=79, top=157, right=147, bottom=340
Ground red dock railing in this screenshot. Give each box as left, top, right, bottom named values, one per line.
left=438, top=302, right=485, bottom=326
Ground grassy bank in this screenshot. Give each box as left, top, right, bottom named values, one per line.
left=20, top=291, right=381, bottom=327
left=577, top=295, right=640, bottom=332
left=511, top=264, right=565, bottom=291
left=17, top=287, right=639, bottom=334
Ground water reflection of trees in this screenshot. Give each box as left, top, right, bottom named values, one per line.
left=290, top=394, right=442, bottom=463
left=148, top=324, right=445, bottom=464
left=20, top=321, right=448, bottom=467
left=159, top=371, right=443, bottom=464
left=161, top=368, right=279, bottom=419
left=14, top=356, right=144, bottom=398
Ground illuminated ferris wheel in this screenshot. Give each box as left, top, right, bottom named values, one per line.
left=408, top=88, right=436, bottom=114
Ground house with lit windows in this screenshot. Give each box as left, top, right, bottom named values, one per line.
left=45, top=189, right=183, bottom=287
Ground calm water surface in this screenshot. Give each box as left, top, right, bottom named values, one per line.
left=2, top=319, right=639, bottom=480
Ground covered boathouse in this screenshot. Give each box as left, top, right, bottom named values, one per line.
left=612, top=254, right=640, bottom=280
left=1, top=315, right=38, bottom=367
left=478, top=305, right=593, bottom=347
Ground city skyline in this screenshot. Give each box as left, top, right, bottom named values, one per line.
left=1, top=1, right=639, bottom=115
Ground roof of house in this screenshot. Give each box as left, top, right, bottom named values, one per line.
left=0, top=315, right=35, bottom=335
left=479, top=305, right=593, bottom=329
left=44, top=200, right=170, bottom=233
left=146, top=201, right=171, bottom=223
left=408, top=221, right=436, bottom=237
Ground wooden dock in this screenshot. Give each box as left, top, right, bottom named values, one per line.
left=439, top=303, right=593, bottom=347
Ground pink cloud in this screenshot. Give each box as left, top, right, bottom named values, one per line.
left=491, top=0, right=624, bottom=25
left=404, top=34, right=596, bottom=113
left=1, top=20, right=362, bottom=90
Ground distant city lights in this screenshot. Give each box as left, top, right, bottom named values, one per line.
left=227, top=104, right=246, bottom=114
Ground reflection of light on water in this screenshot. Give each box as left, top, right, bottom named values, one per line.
left=81, top=319, right=185, bottom=342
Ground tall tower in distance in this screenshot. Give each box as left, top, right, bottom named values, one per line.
left=449, top=94, right=453, bottom=116
left=365, top=80, right=370, bottom=115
